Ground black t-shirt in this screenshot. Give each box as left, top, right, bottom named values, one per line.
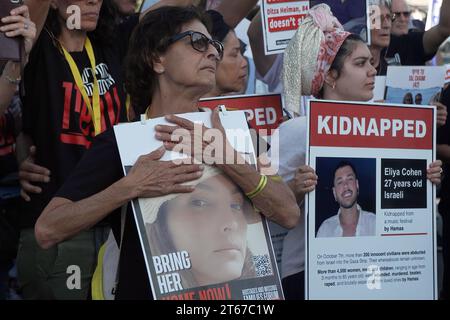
left=378, top=31, right=436, bottom=76
left=0, top=95, right=21, bottom=178
left=19, top=15, right=139, bottom=228
left=437, top=86, right=450, bottom=213
left=56, top=129, right=152, bottom=299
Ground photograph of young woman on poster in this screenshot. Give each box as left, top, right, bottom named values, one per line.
left=139, top=166, right=273, bottom=290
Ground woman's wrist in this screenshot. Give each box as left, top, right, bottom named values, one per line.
left=1, top=61, right=21, bottom=85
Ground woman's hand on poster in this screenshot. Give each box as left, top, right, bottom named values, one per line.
left=155, top=108, right=238, bottom=165
left=427, top=160, right=443, bottom=186
left=124, top=146, right=204, bottom=198
left=290, top=165, right=318, bottom=202
left=0, top=5, right=37, bottom=58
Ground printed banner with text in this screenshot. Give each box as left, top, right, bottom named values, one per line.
left=199, top=94, right=284, bottom=138
left=113, top=111, right=283, bottom=300
left=306, top=100, right=437, bottom=300
left=261, top=0, right=310, bottom=55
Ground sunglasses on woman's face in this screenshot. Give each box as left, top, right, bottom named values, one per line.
left=393, top=11, right=411, bottom=20
left=168, top=31, right=224, bottom=60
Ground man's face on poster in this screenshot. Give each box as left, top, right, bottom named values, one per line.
left=333, top=165, right=359, bottom=209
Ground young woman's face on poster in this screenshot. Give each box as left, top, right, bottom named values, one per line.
left=166, top=174, right=249, bottom=286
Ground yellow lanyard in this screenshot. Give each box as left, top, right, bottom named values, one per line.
left=61, top=37, right=101, bottom=135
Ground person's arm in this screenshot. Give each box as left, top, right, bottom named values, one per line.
left=36, top=180, right=135, bottom=250
left=216, top=162, right=300, bottom=228
left=438, top=144, right=450, bottom=164
left=0, top=62, right=20, bottom=115
left=423, top=0, right=450, bottom=57
left=35, top=146, right=204, bottom=249
left=215, top=0, right=258, bottom=29
left=247, top=11, right=277, bottom=78
left=23, top=0, right=50, bottom=46
left=0, top=5, right=37, bottom=114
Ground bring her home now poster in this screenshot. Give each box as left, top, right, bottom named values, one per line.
left=113, top=111, right=283, bottom=300
left=306, top=100, right=437, bottom=300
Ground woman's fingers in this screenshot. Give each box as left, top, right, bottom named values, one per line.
left=20, top=161, right=51, bottom=177
left=155, top=124, right=180, bottom=134
left=211, top=107, right=225, bottom=131
left=172, top=171, right=203, bottom=184
left=168, top=184, right=196, bottom=194
left=155, top=131, right=183, bottom=142
left=20, top=180, right=42, bottom=194
left=20, top=189, right=31, bottom=202
left=1, top=15, right=26, bottom=25
left=427, top=175, right=441, bottom=185
left=0, top=21, right=26, bottom=33
left=303, top=185, right=317, bottom=193
left=165, top=115, right=195, bottom=130
left=169, top=163, right=203, bottom=173
left=10, top=5, right=30, bottom=18
left=302, top=179, right=318, bottom=188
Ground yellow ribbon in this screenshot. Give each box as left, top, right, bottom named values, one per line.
left=61, top=37, right=101, bottom=135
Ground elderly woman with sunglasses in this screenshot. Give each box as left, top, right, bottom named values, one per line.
left=35, top=6, right=299, bottom=299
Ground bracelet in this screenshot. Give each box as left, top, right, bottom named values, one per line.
left=268, top=175, right=283, bottom=182
left=246, top=175, right=268, bottom=199
left=1, top=74, right=21, bottom=85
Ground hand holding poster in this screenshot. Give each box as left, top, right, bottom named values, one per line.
left=306, top=100, right=437, bottom=300
left=113, top=111, right=283, bottom=300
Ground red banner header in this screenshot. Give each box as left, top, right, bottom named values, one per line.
left=309, top=101, right=434, bottom=149
left=199, top=94, right=284, bottom=135
left=268, top=14, right=306, bottom=32
left=267, top=0, right=299, bottom=3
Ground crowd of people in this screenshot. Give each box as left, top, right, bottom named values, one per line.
left=0, top=0, right=449, bottom=300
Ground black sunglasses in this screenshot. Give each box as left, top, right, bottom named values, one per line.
left=393, top=11, right=411, bottom=20
left=168, top=31, right=224, bottom=60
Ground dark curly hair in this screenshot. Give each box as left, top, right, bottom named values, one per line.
left=125, top=6, right=211, bottom=116
left=45, top=0, right=118, bottom=46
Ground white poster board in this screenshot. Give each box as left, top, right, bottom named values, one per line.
left=306, top=100, right=437, bottom=300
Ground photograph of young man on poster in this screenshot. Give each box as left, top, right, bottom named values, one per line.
left=316, top=160, right=376, bottom=238
left=139, top=166, right=274, bottom=292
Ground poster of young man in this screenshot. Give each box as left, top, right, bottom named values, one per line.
left=385, top=66, right=446, bottom=106
left=113, top=111, right=283, bottom=300
left=306, top=100, right=437, bottom=300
